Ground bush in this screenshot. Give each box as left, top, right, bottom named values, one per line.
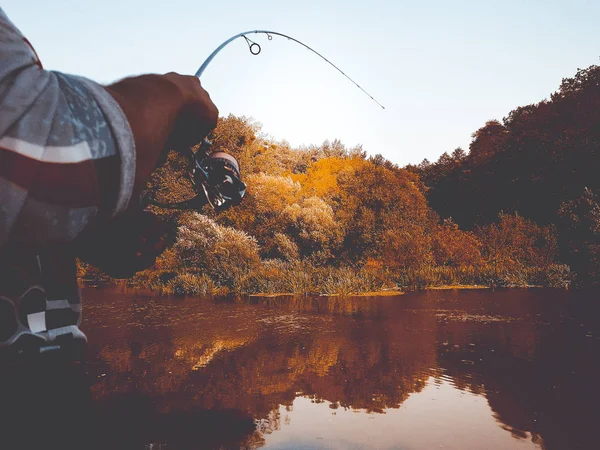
left=543, top=264, right=572, bottom=289
left=168, top=273, right=217, bottom=295
left=175, top=213, right=261, bottom=288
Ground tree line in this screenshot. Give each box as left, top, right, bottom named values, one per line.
left=409, top=64, right=600, bottom=288
left=77, top=66, right=600, bottom=293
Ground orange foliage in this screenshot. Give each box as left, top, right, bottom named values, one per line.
left=431, top=220, right=483, bottom=268
left=290, top=156, right=366, bottom=200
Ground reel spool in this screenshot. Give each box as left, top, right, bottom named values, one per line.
left=191, top=143, right=246, bottom=211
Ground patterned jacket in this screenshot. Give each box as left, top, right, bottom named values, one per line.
left=0, top=9, right=135, bottom=351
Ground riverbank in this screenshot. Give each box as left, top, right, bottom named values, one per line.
left=80, top=273, right=564, bottom=298
left=118, top=258, right=571, bottom=295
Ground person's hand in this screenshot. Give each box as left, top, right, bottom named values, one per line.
left=75, top=209, right=168, bottom=279
left=163, top=72, right=218, bottom=151
left=105, top=73, right=219, bottom=196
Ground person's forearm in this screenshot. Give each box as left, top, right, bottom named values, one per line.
left=105, top=74, right=187, bottom=195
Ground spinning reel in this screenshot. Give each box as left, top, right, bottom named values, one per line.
left=143, top=139, right=246, bottom=212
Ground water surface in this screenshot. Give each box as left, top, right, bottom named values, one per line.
left=5, top=288, right=600, bottom=450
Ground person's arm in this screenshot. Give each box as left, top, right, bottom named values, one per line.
left=0, top=8, right=217, bottom=249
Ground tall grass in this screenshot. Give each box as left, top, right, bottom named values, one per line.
left=92, top=258, right=572, bottom=296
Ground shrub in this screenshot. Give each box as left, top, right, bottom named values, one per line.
left=543, top=264, right=572, bottom=289
left=168, top=273, right=217, bottom=295
left=175, top=213, right=261, bottom=288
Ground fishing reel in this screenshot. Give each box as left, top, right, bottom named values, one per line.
left=144, top=139, right=246, bottom=211
left=191, top=139, right=246, bottom=210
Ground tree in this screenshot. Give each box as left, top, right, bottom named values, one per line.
left=476, top=213, right=557, bottom=284
left=468, top=120, right=508, bottom=166
left=215, top=174, right=301, bottom=257
left=420, top=63, right=600, bottom=231
left=558, top=187, right=600, bottom=287
left=381, top=224, right=433, bottom=272
left=431, top=219, right=483, bottom=268
left=451, top=147, right=467, bottom=162
left=552, top=65, right=600, bottom=100
left=335, top=159, right=433, bottom=262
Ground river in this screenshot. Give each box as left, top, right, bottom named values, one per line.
left=2, top=287, right=599, bottom=450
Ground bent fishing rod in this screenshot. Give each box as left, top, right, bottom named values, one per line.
left=196, top=30, right=385, bottom=109
left=145, top=30, right=384, bottom=212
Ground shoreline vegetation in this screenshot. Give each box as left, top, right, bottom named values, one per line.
left=78, top=64, right=600, bottom=296
left=79, top=213, right=572, bottom=296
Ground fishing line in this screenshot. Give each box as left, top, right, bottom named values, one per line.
left=195, top=30, right=385, bottom=109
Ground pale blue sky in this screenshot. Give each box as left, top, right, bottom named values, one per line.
left=3, top=0, right=599, bottom=165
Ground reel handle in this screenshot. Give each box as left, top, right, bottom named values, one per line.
left=197, top=137, right=213, bottom=157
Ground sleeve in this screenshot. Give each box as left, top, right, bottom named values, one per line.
left=0, top=8, right=136, bottom=248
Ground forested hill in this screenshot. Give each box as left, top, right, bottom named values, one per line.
left=409, top=64, right=600, bottom=286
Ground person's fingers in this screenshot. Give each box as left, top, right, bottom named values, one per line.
left=131, top=213, right=168, bottom=270
left=135, top=233, right=165, bottom=258
left=164, top=74, right=219, bottom=150
left=185, top=77, right=219, bottom=129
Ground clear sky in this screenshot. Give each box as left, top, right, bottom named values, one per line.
left=3, top=0, right=599, bottom=166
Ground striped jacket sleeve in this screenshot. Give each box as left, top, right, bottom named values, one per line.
left=0, top=9, right=136, bottom=248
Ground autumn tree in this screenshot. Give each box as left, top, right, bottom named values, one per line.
left=476, top=213, right=557, bottom=285
left=334, top=159, right=433, bottom=263
left=215, top=174, right=301, bottom=257
left=381, top=223, right=434, bottom=272
left=431, top=219, right=483, bottom=268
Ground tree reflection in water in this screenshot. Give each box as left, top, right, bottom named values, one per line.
left=1, top=288, right=598, bottom=449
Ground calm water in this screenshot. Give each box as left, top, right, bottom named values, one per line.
left=2, top=288, right=600, bottom=450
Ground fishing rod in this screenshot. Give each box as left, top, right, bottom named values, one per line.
left=145, top=30, right=384, bottom=212
left=196, top=30, right=385, bottom=109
